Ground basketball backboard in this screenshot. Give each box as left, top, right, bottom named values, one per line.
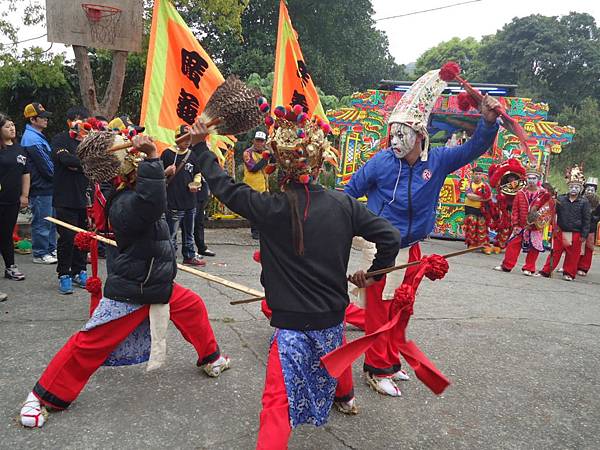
left=46, top=0, right=143, bottom=52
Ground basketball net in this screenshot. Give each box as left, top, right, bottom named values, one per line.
left=82, top=3, right=122, bottom=46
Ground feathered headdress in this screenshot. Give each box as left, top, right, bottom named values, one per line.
left=387, top=70, right=448, bottom=161
left=565, top=164, right=586, bottom=186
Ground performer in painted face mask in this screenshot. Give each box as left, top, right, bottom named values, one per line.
left=19, top=133, right=230, bottom=428
left=540, top=166, right=592, bottom=280
left=345, top=69, right=500, bottom=397
left=494, top=167, right=551, bottom=276
left=188, top=108, right=400, bottom=449
left=578, top=177, right=599, bottom=275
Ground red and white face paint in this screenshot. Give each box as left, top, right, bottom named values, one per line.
left=389, top=123, right=417, bottom=159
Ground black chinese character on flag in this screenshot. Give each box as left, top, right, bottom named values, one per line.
left=296, top=60, right=311, bottom=87
left=177, top=88, right=200, bottom=125
left=181, top=48, right=209, bottom=88
left=290, top=90, right=308, bottom=112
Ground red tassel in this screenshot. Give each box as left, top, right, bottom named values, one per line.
left=252, top=251, right=261, bottom=264
left=74, top=231, right=94, bottom=251
left=457, top=92, right=473, bottom=111
left=439, top=61, right=461, bottom=81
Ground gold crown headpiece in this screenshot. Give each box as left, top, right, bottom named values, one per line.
left=257, top=100, right=338, bottom=184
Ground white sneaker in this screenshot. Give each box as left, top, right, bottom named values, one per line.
left=577, top=270, right=587, bottom=277
left=365, top=372, right=401, bottom=397
left=33, top=254, right=57, bottom=264
left=522, top=270, right=533, bottom=276
left=392, top=369, right=410, bottom=382
left=335, top=397, right=358, bottom=415
left=20, top=392, right=47, bottom=428
left=202, top=355, right=231, bottom=377
left=50, top=250, right=57, bottom=258
left=557, top=268, right=564, bottom=273
left=563, top=275, right=573, bottom=281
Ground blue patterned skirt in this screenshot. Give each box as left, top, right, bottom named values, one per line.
left=83, top=297, right=151, bottom=366
left=275, top=323, right=344, bottom=428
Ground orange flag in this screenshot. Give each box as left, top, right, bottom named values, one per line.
left=140, top=0, right=224, bottom=151
left=271, top=0, right=327, bottom=122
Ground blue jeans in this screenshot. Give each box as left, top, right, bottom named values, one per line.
left=166, top=208, right=196, bottom=259
left=30, top=195, right=56, bottom=258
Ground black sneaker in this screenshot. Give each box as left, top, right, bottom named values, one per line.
left=5, top=265, right=25, bottom=281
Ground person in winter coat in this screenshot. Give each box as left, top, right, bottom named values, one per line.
left=19, top=134, right=230, bottom=429
left=21, top=103, right=56, bottom=264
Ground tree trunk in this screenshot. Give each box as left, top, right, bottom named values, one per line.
left=73, top=45, right=129, bottom=119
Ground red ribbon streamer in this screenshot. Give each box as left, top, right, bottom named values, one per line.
left=321, top=254, right=451, bottom=395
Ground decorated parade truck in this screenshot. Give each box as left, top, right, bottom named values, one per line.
left=327, top=81, right=576, bottom=240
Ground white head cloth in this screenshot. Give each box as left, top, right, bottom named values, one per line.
left=388, top=69, right=448, bottom=161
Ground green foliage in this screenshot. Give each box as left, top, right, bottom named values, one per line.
left=414, top=37, right=481, bottom=78
left=475, top=13, right=600, bottom=114
left=555, top=97, right=600, bottom=177
left=205, top=0, right=407, bottom=97
left=0, top=48, right=77, bottom=136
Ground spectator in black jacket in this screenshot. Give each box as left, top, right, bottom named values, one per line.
left=21, top=103, right=57, bottom=264
left=541, top=177, right=591, bottom=281
left=578, top=178, right=599, bottom=275
left=20, top=134, right=230, bottom=429
left=189, top=118, right=400, bottom=448
left=51, top=106, right=91, bottom=294
left=0, top=113, right=29, bottom=281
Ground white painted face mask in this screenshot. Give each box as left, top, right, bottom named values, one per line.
left=390, top=123, right=417, bottom=159
left=526, top=175, right=539, bottom=187
left=569, top=184, right=582, bottom=196
left=584, top=186, right=596, bottom=195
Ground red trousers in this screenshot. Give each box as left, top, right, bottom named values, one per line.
left=256, top=334, right=353, bottom=450
left=542, top=231, right=582, bottom=279
left=501, top=234, right=539, bottom=272
left=33, top=284, right=219, bottom=409
left=363, top=244, right=421, bottom=376
left=578, top=235, right=595, bottom=273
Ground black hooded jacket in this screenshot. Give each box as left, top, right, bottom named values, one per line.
left=103, top=159, right=177, bottom=304
left=193, top=141, right=400, bottom=331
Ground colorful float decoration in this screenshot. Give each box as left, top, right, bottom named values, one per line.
left=327, top=83, right=575, bottom=240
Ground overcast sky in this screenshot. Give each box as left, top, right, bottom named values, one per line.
left=4, top=0, right=600, bottom=65
left=372, top=0, right=600, bottom=64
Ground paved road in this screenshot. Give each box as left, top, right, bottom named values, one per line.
left=1, top=229, right=599, bottom=449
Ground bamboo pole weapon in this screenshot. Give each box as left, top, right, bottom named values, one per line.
left=45, top=216, right=265, bottom=301
left=229, top=245, right=485, bottom=305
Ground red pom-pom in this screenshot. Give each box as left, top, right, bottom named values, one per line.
left=264, top=115, right=274, bottom=127
left=285, top=110, right=296, bottom=121
left=259, top=103, right=270, bottom=113
left=457, top=92, right=473, bottom=111
left=274, top=106, right=286, bottom=118
left=439, top=61, right=461, bottom=82
left=423, top=254, right=449, bottom=281
left=252, top=250, right=261, bottom=264
left=74, top=232, right=94, bottom=251
left=292, top=104, right=304, bottom=115
left=321, top=123, right=331, bottom=134
left=265, top=164, right=276, bottom=175
left=262, top=151, right=271, bottom=160
left=298, top=174, right=310, bottom=184
left=86, top=276, right=102, bottom=295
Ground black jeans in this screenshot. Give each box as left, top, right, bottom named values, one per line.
left=194, top=185, right=209, bottom=253
left=55, top=207, right=88, bottom=277
left=0, top=203, right=19, bottom=268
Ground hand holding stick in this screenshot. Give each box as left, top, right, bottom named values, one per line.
left=230, top=245, right=484, bottom=306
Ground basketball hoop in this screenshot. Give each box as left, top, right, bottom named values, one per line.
left=81, top=3, right=122, bottom=46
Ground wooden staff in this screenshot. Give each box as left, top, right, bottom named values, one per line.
left=229, top=245, right=485, bottom=306
left=45, top=216, right=264, bottom=300
left=109, top=117, right=223, bottom=152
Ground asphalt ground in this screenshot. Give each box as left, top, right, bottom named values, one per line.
left=1, top=229, right=599, bottom=449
